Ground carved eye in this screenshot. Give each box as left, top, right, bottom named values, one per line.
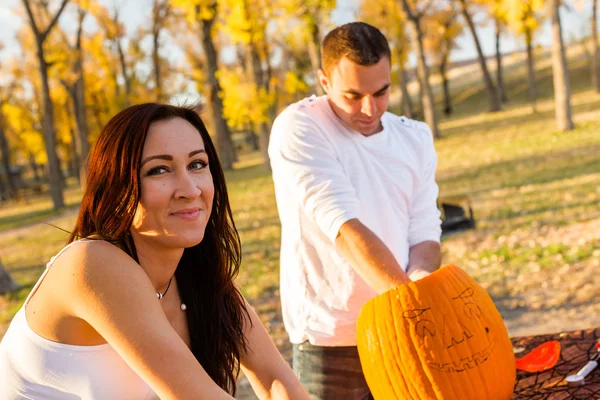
left=464, top=303, right=482, bottom=319
left=453, top=287, right=475, bottom=301
left=402, top=308, right=431, bottom=319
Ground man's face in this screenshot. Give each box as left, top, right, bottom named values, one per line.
left=319, top=56, right=391, bottom=136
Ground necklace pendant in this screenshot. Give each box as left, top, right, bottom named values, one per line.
left=180, top=303, right=187, bottom=311
left=157, top=292, right=163, bottom=300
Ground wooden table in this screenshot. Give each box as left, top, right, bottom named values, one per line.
left=511, top=328, right=600, bottom=399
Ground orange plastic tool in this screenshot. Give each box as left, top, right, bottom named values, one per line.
left=515, top=340, right=561, bottom=373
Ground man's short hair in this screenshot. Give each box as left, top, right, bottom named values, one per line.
left=321, top=22, right=391, bottom=75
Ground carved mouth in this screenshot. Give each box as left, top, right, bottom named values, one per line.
left=426, top=339, right=496, bottom=373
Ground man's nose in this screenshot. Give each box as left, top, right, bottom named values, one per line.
left=361, top=95, right=377, bottom=117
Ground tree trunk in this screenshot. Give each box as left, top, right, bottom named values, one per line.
left=398, top=66, right=413, bottom=119
left=63, top=100, right=81, bottom=183
left=408, top=16, right=440, bottom=138
left=0, top=96, right=16, bottom=198
left=69, top=125, right=80, bottom=180
left=307, top=17, right=324, bottom=96
left=495, top=18, right=508, bottom=103
left=0, top=258, right=21, bottom=295
left=525, top=27, right=537, bottom=109
left=110, top=9, right=132, bottom=104
left=244, top=18, right=271, bottom=168
left=197, top=5, right=235, bottom=170
left=592, top=0, right=599, bottom=92
left=151, top=0, right=170, bottom=103
left=247, top=130, right=259, bottom=151
left=73, top=10, right=89, bottom=185
left=459, top=0, right=501, bottom=112
left=22, top=0, right=68, bottom=209
left=550, top=0, right=574, bottom=131
left=29, top=153, right=41, bottom=184
left=440, top=52, right=452, bottom=116
left=0, top=174, right=5, bottom=201
left=37, top=42, right=65, bottom=208
left=152, top=35, right=162, bottom=102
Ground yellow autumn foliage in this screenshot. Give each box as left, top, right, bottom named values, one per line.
left=218, top=68, right=275, bottom=131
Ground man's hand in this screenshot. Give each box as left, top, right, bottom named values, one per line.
left=407, top=268, right=431, bottom=281
left=405, top=241, right=441, bottom=281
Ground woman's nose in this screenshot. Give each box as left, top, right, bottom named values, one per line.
left=174, top=171, right=201, bottom=199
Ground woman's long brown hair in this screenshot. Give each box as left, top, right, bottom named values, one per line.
left=68, top=103, right=250, bottom=394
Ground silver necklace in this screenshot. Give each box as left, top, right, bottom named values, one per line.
left=156, top=277, right=187, bottom=311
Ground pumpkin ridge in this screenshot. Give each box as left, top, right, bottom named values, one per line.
left=357, top=299, right=388, bottom=399
left=449, top=267, right=481, bottom=400
left=383, top=288, right=414, bottom=398
left=401, top=283, right=441, bottom=399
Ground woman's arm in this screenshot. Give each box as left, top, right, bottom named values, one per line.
left=53, top=241, right=234, bottom=400
left=239, top=301, right=310, bottom=400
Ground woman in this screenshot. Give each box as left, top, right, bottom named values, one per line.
left=0, top=103, right=310, bottom=400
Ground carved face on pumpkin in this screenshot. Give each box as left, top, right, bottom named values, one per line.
left=357, top=265, right=516, bottom=400
left=402, top=286, right=496, bottom=373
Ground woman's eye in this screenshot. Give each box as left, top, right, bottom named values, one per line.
left=146, top=166, right=168, bottom=176
left=189, top=160, right=207, bottom=170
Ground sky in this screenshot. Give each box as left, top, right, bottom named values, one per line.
left=0, top=0, right=595, bottom=81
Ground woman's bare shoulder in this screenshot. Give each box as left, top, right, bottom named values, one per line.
left=50, top=239, right=152, bottom=303
left=53, top=239, right=140, bottom=275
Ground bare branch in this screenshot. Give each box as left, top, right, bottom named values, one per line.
left=41, top=0, right=70, bottom=42
left=21, top=0, right=41, bottom=37
left=417, top=0, right=436, bottom=18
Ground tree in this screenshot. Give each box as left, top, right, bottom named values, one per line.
left=0, top=89, right=15, bottom=200
left=360, top=0, right=414, bottom=117
left=0, top=45, right=17, bottom=199
left=424, top=6, right=463, bottom=116
left=1, top=84, right=47, bottom=186
left=21, top=0, right=70, bottom=209
left=92, top=3, right=133, bottom=105
left=279, top=0, right=336, bottom=96
left=485, top=0, right=508, bottom=103
left=221, top=0, right=276, bottom=168
left=151, top=0, right=172, bottom=102
left=172, top=1, right=236, bottom=170
left=549, top=0, right=573, bottom=131
left=0, top=258, right=21, bottom=295
left=270, top=30, right=313, bottom=108
left=504, top=0, right=544, bottom=109
left=399, top=0, right=441, bottom=138
left=592, top=0, right=599, bottom=92
left=455, top=0, right=501, bottom=112
left=53, top=3, right=90, bottom=184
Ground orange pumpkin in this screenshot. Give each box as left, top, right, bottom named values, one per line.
left=357, top=264, right=516, bottom=400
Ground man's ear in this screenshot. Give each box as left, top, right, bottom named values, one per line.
left=317, top=69, right=329, bottom=94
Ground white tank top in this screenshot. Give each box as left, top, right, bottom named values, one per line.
left=0, top=240, right=159, bottom=399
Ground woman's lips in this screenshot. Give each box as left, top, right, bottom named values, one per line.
left=171, top=209, right=201, bottom=220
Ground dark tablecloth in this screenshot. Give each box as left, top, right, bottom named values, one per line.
left=511, top=328, right=600, bottom=399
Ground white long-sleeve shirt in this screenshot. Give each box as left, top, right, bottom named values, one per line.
left=268, top=95, right=442, bottom=346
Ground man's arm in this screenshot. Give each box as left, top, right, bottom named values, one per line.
left=406, top=122, right=443, bottom=281
left=406, top=241, right=441, bottom=281
left=335, top=218, right=410, bottom=294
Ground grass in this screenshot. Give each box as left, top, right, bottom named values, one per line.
left=1, top=48, right=600, bottom=398
left=0, top=182, right=82, bottom=231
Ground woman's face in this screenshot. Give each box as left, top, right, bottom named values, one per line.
left=130, top=117, right=215, bottom=249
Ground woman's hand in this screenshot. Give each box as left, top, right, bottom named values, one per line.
left=239, top=300, right=310, bottom=400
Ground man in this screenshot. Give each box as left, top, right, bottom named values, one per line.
left=268, top=22, right=442, bottom=399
